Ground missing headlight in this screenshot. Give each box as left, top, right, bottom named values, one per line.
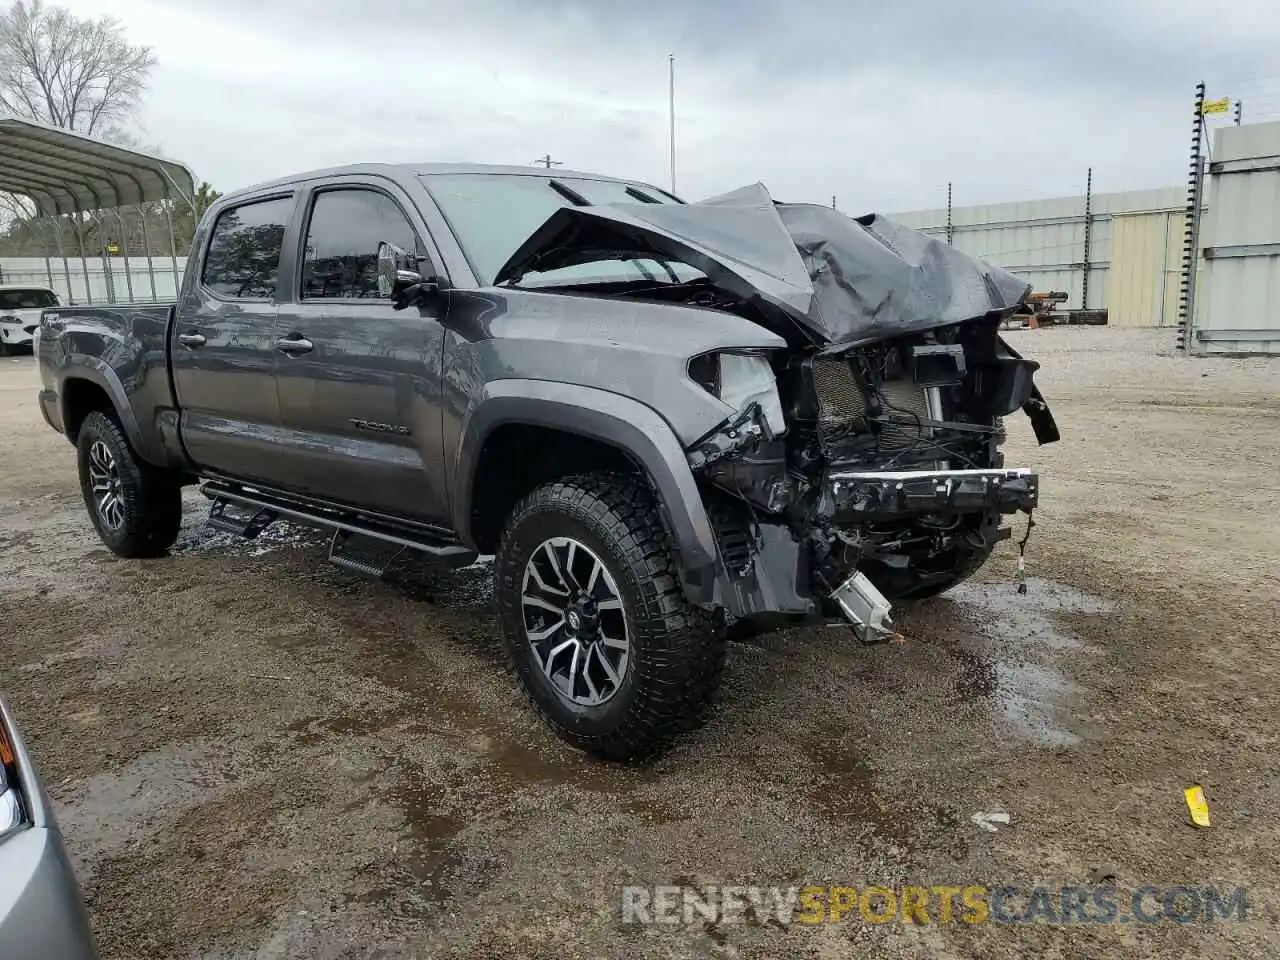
left=912, top=343, right=966, bottom=387
left=688, top=351, right=786, bottom=438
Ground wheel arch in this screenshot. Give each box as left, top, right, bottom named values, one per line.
left=453, top=380, right=719, bottom=605
left=58, top=361, right=145, bottom=453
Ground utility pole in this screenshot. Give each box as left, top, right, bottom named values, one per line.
left=531, top=155, right=562, bottom=169
left=668, top=54, right=677, bottom=194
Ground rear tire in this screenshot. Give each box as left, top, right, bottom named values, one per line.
left=76, top=411, right=183, bottom=558
left=495, top=473, right=724, bottom=761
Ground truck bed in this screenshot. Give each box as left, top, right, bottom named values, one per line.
left=36, top=300, right=181, bottom=470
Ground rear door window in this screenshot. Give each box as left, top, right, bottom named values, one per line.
left=202, top=196, right=293, bottom=300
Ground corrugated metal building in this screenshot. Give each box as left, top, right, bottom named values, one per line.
left=889, top=187, right=1191, bottom=328
left=1192, top=121, right=1280, bottom=354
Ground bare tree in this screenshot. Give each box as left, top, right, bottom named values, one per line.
left=0, top=1, right=157, bottom=263
left=0, top=0, right=155, bottom=138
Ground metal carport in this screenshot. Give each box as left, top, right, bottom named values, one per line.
left=0, top=114, right=196, bottom=303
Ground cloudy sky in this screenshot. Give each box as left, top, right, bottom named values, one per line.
left=55, top=0, right=1280, bottom=212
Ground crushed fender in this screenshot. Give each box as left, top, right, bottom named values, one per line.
left=686, top=401, right=771, bottom=471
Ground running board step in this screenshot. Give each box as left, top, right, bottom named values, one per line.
left=328, top=531, right=406, bottom=579
left=199, top=481, right=477, bottom=568
left=206, top=499, right=279, bottom=539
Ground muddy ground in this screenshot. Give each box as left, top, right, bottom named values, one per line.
left=1, top=327, right=1277, bottom=959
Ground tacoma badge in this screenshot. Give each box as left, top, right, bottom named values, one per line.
left=349, top=418, right=410, bottom=436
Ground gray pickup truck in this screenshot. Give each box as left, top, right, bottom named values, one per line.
left=36, top=163, right=1058, bottom=759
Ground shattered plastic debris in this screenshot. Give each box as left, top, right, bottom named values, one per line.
left=970, top=811, right=1012, bottom=833
left=1184, top=785, right=1211, bottom=827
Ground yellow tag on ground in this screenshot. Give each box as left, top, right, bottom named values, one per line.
left=1184, top=785, right=1211, bottom=827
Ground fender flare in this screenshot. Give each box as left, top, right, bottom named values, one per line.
left=453, top=380, right=720, bottom=605
left=57, top=357, right=150, bottom=458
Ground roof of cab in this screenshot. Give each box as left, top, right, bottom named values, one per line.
left=220, top=161, right=658, bottom=204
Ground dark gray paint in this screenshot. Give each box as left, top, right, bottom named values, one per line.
left=270, top=177, right=452, bottom=521
left=496, top=181, right=1032, bottom=347
left=37, top=163, right=773, bottom=603
left=451, top=379, right=721, bottom=601
left=37, top=302, right=178, bottom=467
left=35, top=161, right=1051, bottom=616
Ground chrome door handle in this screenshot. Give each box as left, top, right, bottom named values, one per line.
left=177, top=332, right=206, bottom=347
left=275, top=335, right=314, bottom=355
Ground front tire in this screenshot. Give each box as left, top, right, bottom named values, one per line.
left=495, top=473, right=724, bottom=761
left=76, top=411, right=183, bottom=558
left=867, top=512, right=1003, bottom=602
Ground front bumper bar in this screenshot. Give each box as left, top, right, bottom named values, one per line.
left=824, top=467, right=1039, bottom=520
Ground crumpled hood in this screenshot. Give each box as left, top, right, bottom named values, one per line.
left=495, top=182, right=1031, bottom=347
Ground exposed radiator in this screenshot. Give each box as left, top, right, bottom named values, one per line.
left=811, top=357, right=867, bottom=444
left=809, top=358, right=943, bottom=461
left=877, top=378, right=932, bottom=450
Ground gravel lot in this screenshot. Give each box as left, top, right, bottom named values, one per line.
left=1, top=327, right=1277, bottom=959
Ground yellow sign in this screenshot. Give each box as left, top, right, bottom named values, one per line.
left=104, top=242, right=121, bottom=255
left=1202, top=98, right=1230, bottom=115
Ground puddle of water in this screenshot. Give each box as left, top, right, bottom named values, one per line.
left=171, top=514, right=321, bottom=557
left=392, top=556, right=494, bottom=608
left=388, top=780, right=461, bottom=847
left=52, top=740, right=239, bottom=877
left=945, top=577, right=1112, bottom=749
left=948, top=578, right=1112, bottom=653
left=991, top=661, right=1082, bottom=749
left=353, top=778, right=464, bottom=913
left=803, top=725, right=922, bottom=844
left=284, top=704, right=419, bottom=747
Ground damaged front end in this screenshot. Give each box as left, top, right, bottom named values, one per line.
left=698, top=341, right=1051, bottom=640
left=688, top=315, right=1055, bottom=641
left=495, top=181, right=1060, bottom=640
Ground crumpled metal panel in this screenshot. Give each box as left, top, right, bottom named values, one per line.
left=495, top=181, right=1031, bottom=347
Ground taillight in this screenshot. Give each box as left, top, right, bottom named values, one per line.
left=0, top=718, right=27, bottom=837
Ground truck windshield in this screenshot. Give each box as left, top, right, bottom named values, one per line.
left=0, top=289, right=58, bottom=310
left=422, top=173, right=698, bottom=288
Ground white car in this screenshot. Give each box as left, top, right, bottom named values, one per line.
left=0, top=286, right=60, bottom=356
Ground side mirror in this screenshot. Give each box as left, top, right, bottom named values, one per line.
left=376, top=241, right=422, bottom=297
left=376, top=240, right=449, bottom=310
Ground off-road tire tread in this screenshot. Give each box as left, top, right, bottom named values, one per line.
left=496, top=472, right=725, bottom=761
left=77, top=411, right=182, bottom=558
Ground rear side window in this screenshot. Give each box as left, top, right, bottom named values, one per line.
left=202, top=197, right=293, bottom=299
left=301, top=189, right=418, bottom=300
